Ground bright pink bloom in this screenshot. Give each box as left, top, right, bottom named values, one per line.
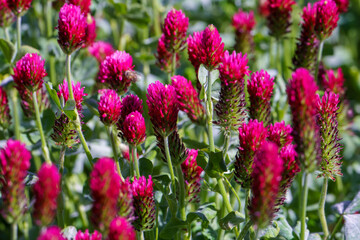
left=122, top=111, right=146, bottom=146
left=33, top=163, right=61, bottom=226
left=322, top=68, right=345, bottom=98
left=248, top=70, right=274, bottom=126
left=249, top=141, right=283, bottom=229
left=12, top=53, right=47, bottom=92
left=98, top=50, right=135, bottom=94
left=75, top=229, right=102, bottom=240
left=187, top=24, right=225, bottom=71
left=0, top=0, right=15, bottom=27
left=0, top=140, right=31, bottom=222
left=268, top=121, right=293, bottom=148
left=117, top=94, right=143, bottom=128
left=334, top=0, right=349, bottom=13
left=181, top=149, right=203, bottom=202
left=259, top=0, right=270, bottom=16
left=58, top=79, right=87, bottom=113
left=0, top=87, right=11, bottom=129
left=90, top=157, right=121, bottom=231
left=232, top=10, right=256, bottom=54
left=37, top=226, right=65, bottom=240
left=155, top=34, right=179, bottom=73
left=146, top=81, right=179, bottom=137
left=171, top=75, right=205, bottom=124
left=57, top=3, right=87, bottom=54
left=287, top=68, right=321, bottom=172
left=108, top=217, right=136, bottom=240
left=235, top=120, right=268, bottom=188
left=118, top=178, right=134, bottom=219
left=315, top=0, right=339, bottom=41
left=68, top=0, right=91, bottom=14
left=162, top=8, right=189, bottom=51
left=215, top=51, right=249, bottom=131
left=98, top=89, right=122, bottom=126
left=6, top=0, right=32, bottom=15
left=83, top=15, right=96, bottom=48
left=88, top=41, right=115, bottom=63
left=316, top=91, right=342, bottom=180
left=267, top=0, right=296, bottom=38
left=131, top=176, right=156, bottom=231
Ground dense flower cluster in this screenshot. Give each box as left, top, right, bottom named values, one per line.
left=287, top=68, right=321, bottom=172
left=57, top=3, right=87, bottom=54
left=268, top=121, right=293, bottom=148
left=117, top=94, right=143, bottom=128
left=0, top=140, right=31, bottom=222
left=0, top=87, right=11, bottom=129
left=68, top=0, right=91, bottom=14
left=88, top=41, right=115, bottom=63
left=0, top=0, right=15, bottom=27
left=215, top=51, right=249, bottom=132
left=314, top=0, right=339, bottom=41
left=57, top=79, right=88, bottom=113
left=98, top=51, right=135, bottom=94
left=6, top=0, right=32, bottom=15
left=122, top=111, right=146, bottom=146
left=155, top=34, right=180, bottom=73
left=181, top=149, right=203, bottom=202
left=98, top=89, right=122, bottom=126
left=316, top=91, right=342, bottom=180
left=266, top=0, right=296, bottom=39
left=232, top=9, right=256, bottom=55
left=171, top=75, right=205, bottom=124
left=75, top=230, right=102, bottom=240
left=108, top=217, right=136, bottom=240
left=33, top=163, right=61, bottom=226
left=248, top=70, right=274, bottom=126
left=84, top=15, right=97, bottom=48
left=334, top=0, right=349, bottom=13
left=37, top=226, right=65, bottom=240
left=162, top=8, right=189, bottom=51
left=117, top=178, right=134, bottom=219
left=235, top=120, right=268, bottom=188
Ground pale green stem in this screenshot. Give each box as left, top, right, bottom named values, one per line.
left=108, top=125, right=123, bottom=179
left=245, top=188, right=250, bottom=224
left=65, top=55, right=75, bottom=101
left=32, top=91, right=51, bottom=163
left=57, top=146, right=66, bottom=228
left=16, top=16, right=21, bottom=50
left=300, top=172, right=309, bottom=240
left=133, top=146, right=140, bottom=178
left=171, top=50, right=176, bottom=77
left=74, top=120, right=93, bottom=167
left=151, top=0, right=161, bottom=37
left=4, top=27, right=10, bottom=42
left=223, top=176, right=242, bottom=211
left=176, top=165, right=187, bottom=239
left=46, top=0, right=52, bottom=37
left=276, top=39, right=282, bottom=78
left=129, top=145, right=134, bottom=178
left=11, top=222, right=17, bottom=240
left=237, top=220, right=252, bottom=240
left=164, top=136, right=176, bottom=196
left=11, top=89, right=21, bottom=140
left=49, top=56, right=56, bottom=85
left=206, top=69, right=215, bottom=152
left=315, top=41, right=324, bottom=83
left=319, top=178, right=329, bottom=239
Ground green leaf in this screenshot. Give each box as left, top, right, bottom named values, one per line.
left=219, top=211, right=245, bottom=230
left=182, top=138, right=209, bottom=150
left=41, top=108, right=55, bottom=133
left=258, top=221, right=280, bottom=239
left=276, top=217, right=293, bottom=240
left=63, top=99, right=77, bottom=121
left=160, top=217, right=188, bottom=239
left=125, top=6, right=151, bottom=28
left=45, top=82, right=62, bottom=110
left=139, top=158, right=153, bottom=176
left=187, top=202, right=217, bottom=228
left=198, top=64, right=208, bottom=87
left=61, top=226, right=77, bottom=239
left=24, top=172, right=38, bottom=186
left=293, top=220, right=309, bottom=240
left=112, top=2, right=127, bottom=15
left=15, top=45, right=40, bottom=62
left=210, top=69, right=219, bottom=86
left=145, top=135, right=157, bottom=149
left=205, top=151, right=227, bottom=178
left=0, top=38, right=16, bottom=63
left=196, top=150, right=208, bottom=170
left=199, top=86, right=206, bottom=100
left=344, top=214, right=360, bottom=240
left=308, top=233, right=322, bottom=240
left=344, top=191, right=360, bottom=214
left=84, top=98, right=99, bottom=117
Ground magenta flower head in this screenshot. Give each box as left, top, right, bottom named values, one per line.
left=0, top=0, right=15, bottom=27
left=57, top=3, right=87, bottom=54
left=316, top=91, right=342, bottom=181
left=90, top=157, right=121, bottom=232
left=68, top=0, right=91, bottom=14
left=155, top=34, right=180, bottom=73
left=248, top=70, right=274, bottom=126
left=6, top=0, right=32, bottom=16
left=322, top=68, right=345, bottom=98
left=117, top=94, right=143, bottom=129
left=98, top=89, right=122, bottom=126
left=187, top=24, right=225, bottom=71
left=334, top=0, right=349, bottom=13
left=0, top=87, right=11, bottom=129
left=98, top=50, right=135, bottom=94
left=122, top=111, right=146, bottom=146
left=314, top=0, right=339, bottom=41
left=162, top=8, right=189, bottom=51
left=58, top=79, right=87, bottom=113
left=267, top=0, right=296, bottom=39
left=75, top=230, right=102, bottom=240
left=118, top=178, right=134, bottom=219
left=83, top=15, right=97, bottom=48
left=234, top=119, right=268, bottom=188
left=0, top=140, right=31, bottom=223
left=131, top=175, right=156, bottom=231
left=146, top=81, right=179, bottom=137
left=287, top=68, right=321, bottom=172
left=292, top=3, right=319, bottom=71
left=181, top=149, right=203, bottom=203
left=88, top=41, right=115, bottom=63
left=108, top=217, right=136, bottom=240
left=17, top=87, right=50, bottom=118
left=249, top=141, right=283, bottom=229
left=171, top=75, right=205, bottom=124
left=215, top=51, right=249, bottom=132
left=37, top=226, right=65, bottom=240
left=33, top=163, right=61, bottom=226
left=232, top=9, right=256, bottom=54
left=268, top=121, right=293, bottom=148
left=12, top=53, right=47, bottom=92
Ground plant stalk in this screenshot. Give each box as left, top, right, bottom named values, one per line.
left=133, top=146, right=140, bottom=178
left=57, top=146, right=66, bottom=228
left=11, top=89, right=21, bottom=140
left=11, top=222, right=17, bottom=240
left=4, top=27, right=10, bottom=42
left=176, top=165, right=187, bottom=239
left=171, top=50, right=177, bottom=77
left=237, top=220, right=252, bottom=240
left=16, top=16, right=21, bottom=50
left=319, top=177, right=329, bottom=239
left=164, top=136, right=176, bottom=195
left=74, top=120, right=93, bottom=167
left=46, top=0, right=52, bottom=38
left=315, top=41, right=324, bottom=83
left=108, top=125, right=123, bottom=179
left=328, top=215, right=343, bottom=240
left=206, top=69, right=215, bottom=152
left=245, top=188, right=250, bottom=223
left=300, top=172, right=309, bottom=240
left=32, top=91, right=51, bottom=163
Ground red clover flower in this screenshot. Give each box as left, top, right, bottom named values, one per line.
left=68, top=0, right=91, bottom=14
left=98, top=89, right=122, bottom=126
left=0, top=87, right=11, bottom=129
left=88, top=41, right=115, bottom=63
left=75, top=230, right=102, bottom=240
left=6, top=0, right=32, bottom=15
left=232, top=9, right=256, bottom=54
left=181, top=149, right=203, bottom=203
left=268, top=121, right=293, bottom=148
left=314, top=0, right=339, bottom=41
left=0, top=0, right=15, bottom=27
left=122, top=111, right=146, bottom=146
left=162, top=8, right=189, bottom=52
left=37, top=226, right=65, bottom=240
left=267, top=0, right=296, bottom=39
left=155, top=34, right=180, bottom=73
left=108, top=217, right=136, bottom=240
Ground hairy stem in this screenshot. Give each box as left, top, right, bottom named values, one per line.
left=74, top=120, right=93, bottom=167
left=171, top=50, right=177, bottom=77
left=133, top=146, right=140, bottom=178
left=57, top=146, right=66, bottom=228
left=10, top=89, right=21, bottom=140
left=319, top=178, right=329, bottom=239
left=32, top=91, right=51, bottom=163
left=315, top=41, right=324, bottom=83
left=16, top=16, right=21, bottom=50
left=176, top=165, right=187, bottom=239
left=108, top=125, right=123, bottom=179
left=11, top=222, right=17, bottom=240
left=224, top=176, right=242, bottom=211
left=206, top=69, right=215, bottom=152
left=164, top=136, right=176, bottom=195
left=300, top=172, right=309, bottom=240
left=245, top=188, right=250, bottom=223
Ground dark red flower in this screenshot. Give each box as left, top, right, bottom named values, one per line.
left=68, top=0, right=91, bottom=14
left=75, top=229, right=102, bottom=240
left=155, top=34, right=180, bottom=73
left=0, top=0, right=15, bottom=27
left=83, top=15, right=96, bottom=48
left=88, top=41, right=115, bottom=63
left=268, top=121, right=293, bottom=148
left=267, top=0, right=296, bottom=39
left=108, top=217, right=136, bottom=240
left=232, top=9, right=256, bottom=54
left=98, top=89, right=122, bottom=126
left=334, top=0, right=349, bottom=13
left=6, top=0, right=32, bottom=15
left=0, top=86, right=11, bottom=129
left=117, top=94, right=143, bottom=130
left=314, top=0, right=339, bottom=41
left=181, top=149, right=203, bottom=203
left=162, top=8, right=189, bottom=52
left=122, top=111, right=146, bottom=146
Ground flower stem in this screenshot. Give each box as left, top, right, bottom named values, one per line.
left=4, top=27, right=10, bottom=42
left=32, top=91, right=51, bottom=163
left=315, top=41, right=324, bottom=83
left=16, top=16, right=21, bottom=50
left=319, top=177, right=329, bottom=239
left=57, top=146, right=66, bottom=228
left=46, top=0, right=52, bottom=38
left=171, top=50, right=176, bottom=77
left=206, top=69, right=215, bottom=152
left=245, top=188, right=250, bottom=223
left=129, top=145, right=134, bottom=178
left=11, top=222, right=17, bottom=240
left=237, top=220, right=252, bottom=240
left=74, top=120, right=93, bottom=167
left=133, top=146, right=140, bottom=178
left=108, top=125, right=123, bottom=179
left=223, top=176, right=242, bottom=211
left=164, top=136, right=176, bottom=196
left=176, top=165, right=187, bottom=239
left=10, top=89, right=21, bottom=140
left=328, top=215, right=343, bottom=240
left=300, top=172, right=309, bottom=240
left=65, top=55, right=75, bottom=101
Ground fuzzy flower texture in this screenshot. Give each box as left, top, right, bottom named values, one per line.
left=0, top=0, right=15, bottom=27
left=232, top=9, right=256, bottom=54
left=98, top=89, right=122, bottom=126
left=0, top=87, right=11, bottom=129
left=37, top=226, right=65, bottom=240
left=266, top=0, right=296, bottom=39
left=108, top=217, right=136, bottom=240
left=181, top=149, right=203, bottom=202
left=122, top=111, right=146, bottom=146
left=88, top=41, right=115, bottom=63
left=314, top=0, right=339, bottom=41
left=6, top=0, right=32, bottom=15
